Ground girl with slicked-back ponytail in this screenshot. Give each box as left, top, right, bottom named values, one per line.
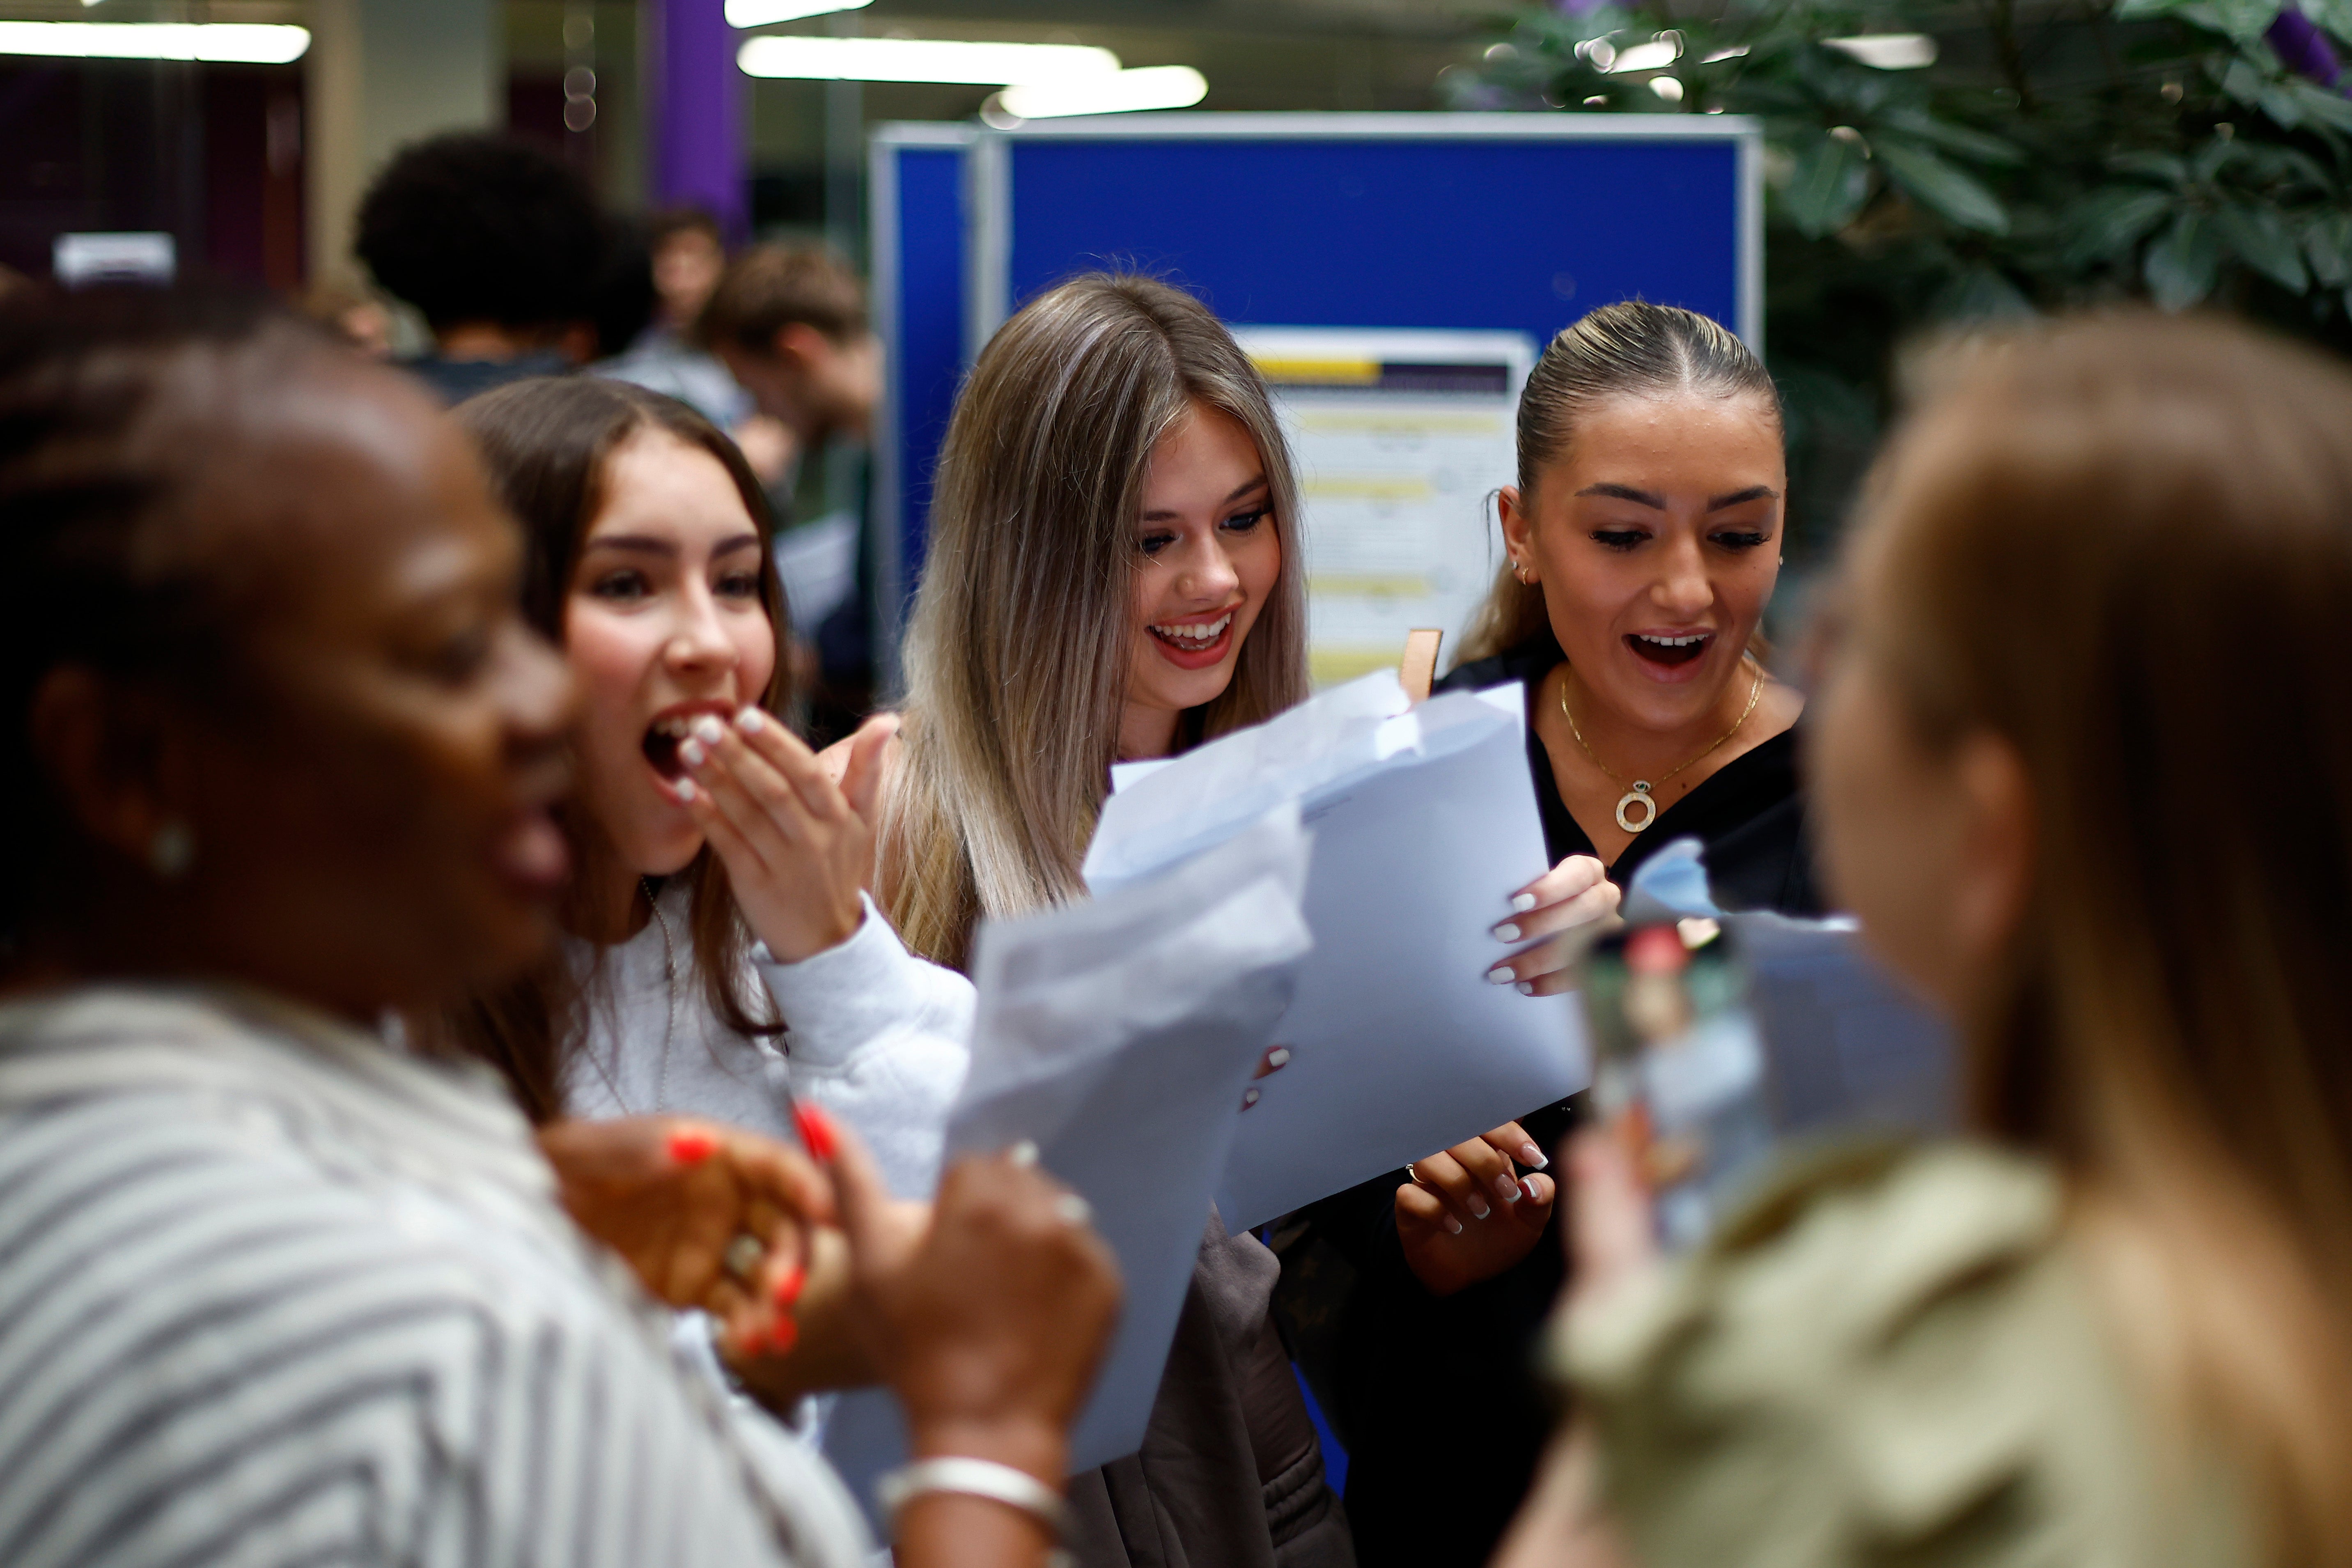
left=1308, top=300, right=1819, bottom=1568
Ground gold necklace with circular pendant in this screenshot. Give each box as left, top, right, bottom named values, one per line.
left=1558, top=660, right=1767, bottom=833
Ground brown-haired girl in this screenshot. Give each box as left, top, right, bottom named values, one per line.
left=445, top=376, right=968, bottom=1201
left=1316, top=301, right=1813, bottom=1568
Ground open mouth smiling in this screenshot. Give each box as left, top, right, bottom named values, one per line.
left=640, top=701, right=736, bottom=781
left=1627, top=631, right=1711, bottom=668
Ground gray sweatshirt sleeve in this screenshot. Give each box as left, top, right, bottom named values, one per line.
left=754, top=894, right=973, bottom=1199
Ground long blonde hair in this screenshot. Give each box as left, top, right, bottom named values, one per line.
left=877, top=274, right=1308, bottom=968
left=1859, top=312, right=2352, bottom=1564
left=1458, top=300, right=1782, bottom=665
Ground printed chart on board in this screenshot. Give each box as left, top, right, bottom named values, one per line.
left=1236, top=328, right=1535, bottom=688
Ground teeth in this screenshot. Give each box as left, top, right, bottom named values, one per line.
left=1636, top=633, right=1710, bottom=647
left=1153, top=613, right=1232, bottom=645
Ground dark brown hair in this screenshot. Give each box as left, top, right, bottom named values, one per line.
left=1857, top=312, right=2352, bottom=1563
left=0, top=285, right=339, bottom=937
left=435, top=376, right=791, bottom=1121
left=1458, top=300, right=1782, bottom=663
left=696, top=243, right=867, bottom=354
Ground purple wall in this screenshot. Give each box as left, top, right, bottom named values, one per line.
left=650, top=0, right=747, bottom=235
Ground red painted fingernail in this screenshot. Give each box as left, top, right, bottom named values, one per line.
left=667, top=1129, right=718, bottom=1165
left=771, top=1261, right=805, bottom=1309
left=792, top=1102, right=838, bottom=1162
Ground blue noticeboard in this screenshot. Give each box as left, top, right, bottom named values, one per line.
left=870, top=114, right=1760, bottom=686
left=868, top=123, right=973, bottom=692
left=975, top=115, right=1759, bottom=354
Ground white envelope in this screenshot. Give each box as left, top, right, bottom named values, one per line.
left=1087, top=671, right=1591, bottom=1231
left=824, top=806, right=1315, bottom=1511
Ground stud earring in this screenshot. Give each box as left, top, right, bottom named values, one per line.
left=149, top=821, right=195, bottom=881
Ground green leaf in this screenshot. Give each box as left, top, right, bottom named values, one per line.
left=2146, top=210, right=2224, bottom=308
left=1875, top=138, right=2012, bottom=234
left=1930, top=266, right=2038, bottom=323
left=2110, top=150, right=2191, bottom=185
left=2063, top=185, right=2179, bottom=265
left=2304, top=209, right=2352, bottom=288
left=2285, top=78, right=2352, bottom=133
left=2221, top=56, right=2268, bottom=106
left=2217, top=202, right=2312, bottom=291
left=1876, top=107, right=2028, bottom=166
left=1781, top=133, right=1872, bottom=239
left=2301, top=0, right=2352, bottom=43
left=2152, top=0, right=2297, bottom=43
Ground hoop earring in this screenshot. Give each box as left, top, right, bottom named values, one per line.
left=149, top=821, right=195, bottom=881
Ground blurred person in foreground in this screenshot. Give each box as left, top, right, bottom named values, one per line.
left=1498, top=311, right=2352, bottom=1568
left=0, top=284, right=1119, bottom=1568
left=599, top=207, right=794, bottom=487
left=700, top=245, right=886, bottom=741
left=356, top=132, right=624, bottom=404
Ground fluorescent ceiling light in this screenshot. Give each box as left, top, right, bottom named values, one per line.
left=1825, top=33, right=1938, bottom=69
left=738, top=35, right=1118, bottom=84
left=0, top=21, right=310, bottom=62
left=726, top=0, right=872, bottom=27
left=996, top=64, right=1207, bottom=118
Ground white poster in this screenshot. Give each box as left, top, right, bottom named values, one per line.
left=1237, top=328, right=1535, bottom=688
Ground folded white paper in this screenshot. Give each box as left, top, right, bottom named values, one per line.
left=1087, top=670, right=1591, bottom=1231
left=824, top=805, right=1315, bottom=1510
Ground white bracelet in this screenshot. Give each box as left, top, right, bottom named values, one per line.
left=876, top=1456, right=1073, bottom=1542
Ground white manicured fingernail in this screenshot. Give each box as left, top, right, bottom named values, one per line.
left=1494, top=922, right=1521, bottom=942
left=1486, top=965, right=1515, bottom=985
left=679, top=738, right=707, bottom=768
left=1241, top=1088, right=1262, bottom=1108
left=1520, top=1142, right=1549, bottom=1169
left=1516, top=981, right=1535, bottom=996
left=735, top=706, right=766, bottom=734
left=1521, top=1178, right=1542, bottom=1202
left=1494, top=1173, right=1521, bottom=1205
left=691, top=715, right=726, bottom=745
left=1443, top=1213, right=1464, bottom=1236
left=1266, top=1047, right=1291, bottom=1068
left=1054, top=1193, right=1092, bottom=1226
left=1511, top=893, right=1538, bottom=913
left=1008, top=1139, right=1039, bottom=1168
left=1468, top=1194, right=1491, bottom=1220
left=672, top=777, right=697, bottom=802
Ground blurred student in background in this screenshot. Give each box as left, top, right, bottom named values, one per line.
left=0, top=285, right=1120, bottom=1568
left=355, top=132, right=626, bottom=404
left=1502, top=311, right=2352, bottom=1568
left=700, top=245, right=886, bottom=741
left=1308, top=302, right=1812, bottom=1568
left=597, top=207, right=794, bottom=487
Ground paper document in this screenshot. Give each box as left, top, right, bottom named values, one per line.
left=1087, top=670, right=1590, bottom=1231
left=825, top=807, right=1315, bottom=1508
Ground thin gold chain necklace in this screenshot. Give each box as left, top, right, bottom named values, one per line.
left=1559, top=660, right=1766, bottom=833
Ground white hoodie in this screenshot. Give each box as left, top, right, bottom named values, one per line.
left=560, top=881, right=972, bottom=1199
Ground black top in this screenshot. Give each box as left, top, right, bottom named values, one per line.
left=1294, top=630, right=1822, bottom=1568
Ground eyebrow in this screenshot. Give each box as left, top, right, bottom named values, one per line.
left=580, top=532, right=762, bottom=558
left=1574, top=482, right=1781, bottom=511
left=1141, top=473, right=1269, bottom=523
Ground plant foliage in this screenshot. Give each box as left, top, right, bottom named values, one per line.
left=1455, top=0, right=2352, bottom=554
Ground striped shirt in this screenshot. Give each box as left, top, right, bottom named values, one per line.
left=0, top=985, right=871, bottom=1568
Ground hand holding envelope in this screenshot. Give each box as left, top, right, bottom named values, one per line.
left=1089, top=670, right=1595, bottom=1232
